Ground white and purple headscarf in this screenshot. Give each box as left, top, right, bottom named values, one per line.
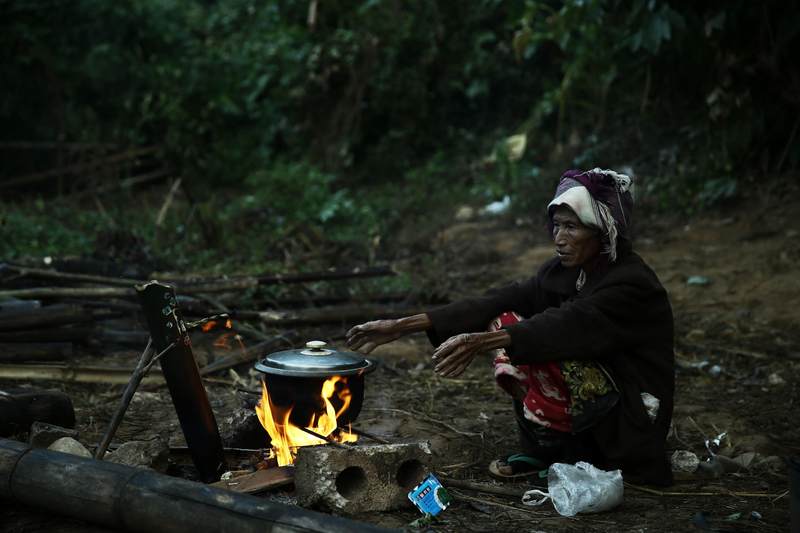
left=547, top=168, right=634, bottom=262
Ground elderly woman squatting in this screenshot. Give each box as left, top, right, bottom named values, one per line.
left=346, top=168, right=675, bottom=485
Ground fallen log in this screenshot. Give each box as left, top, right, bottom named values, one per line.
left=0, top=342, right=73, bottom=362
left=158, top=265, right=396, bottom=286
left=0, top=304, right=93, bottom=331
left=0, top=281, right=257, bottom=300
left=0, top=439, right=387, bottom=533
left=243, top=305, right=428, bottom=327
left=0, top=299, right=41, bottom=314
left=0, top=264, right=144, bottom=287
left=256, top=265, right=396, bottom=284
left=0, top=390, right=75, bottom=436
left=0, top=326, right=92, bottom=343
left=0, top=364, right=164, bottom=386
left=94, top=328, right=150, bottom=346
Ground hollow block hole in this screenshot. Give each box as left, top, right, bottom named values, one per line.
left=395, top=459, right=426, bottom=489
left=335, top=466, right=368, bottom=499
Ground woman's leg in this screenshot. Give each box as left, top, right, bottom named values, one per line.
left=513, top=400, right=571, bottom=464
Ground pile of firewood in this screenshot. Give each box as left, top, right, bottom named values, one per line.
left=0, top=261, right=433, bottom=375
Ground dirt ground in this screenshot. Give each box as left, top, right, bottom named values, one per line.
left=2, top=187, right=799, bottom=532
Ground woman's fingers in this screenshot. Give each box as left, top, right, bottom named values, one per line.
left=434, top=346, right=470, bottom=375
left=433, top=333, right=483, bottom=377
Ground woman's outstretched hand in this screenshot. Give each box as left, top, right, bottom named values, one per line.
left=346, top=313, right=433, bottom=354
left=346, top=319, right=403, bottom=354
left=432, top=330, right=511, bottom=378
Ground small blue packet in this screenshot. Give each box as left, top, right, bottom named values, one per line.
left=407, top=473, right=451, bottom=516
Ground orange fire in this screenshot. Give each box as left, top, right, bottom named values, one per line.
left=202, top=319, right=244, bottom=351
left=255, top=375, right=358, bottom=466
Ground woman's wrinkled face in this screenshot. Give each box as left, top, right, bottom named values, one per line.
left=551, top=205, right=601, bottom=269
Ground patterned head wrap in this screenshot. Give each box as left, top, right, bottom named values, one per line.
left=547, top=168, right=634, bottom=262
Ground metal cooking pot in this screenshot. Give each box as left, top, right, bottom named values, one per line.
left=254, top=340, right=375, bottom=427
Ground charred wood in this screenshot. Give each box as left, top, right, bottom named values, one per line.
left=0, top=390, right=75, bottom=436
left=210, top=467, right=295, bottom=494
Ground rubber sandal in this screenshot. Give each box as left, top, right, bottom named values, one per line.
left=488, top=453, right=549, bottom=480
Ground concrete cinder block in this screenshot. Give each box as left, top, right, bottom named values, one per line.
left=29, top=421, right=78, bottom=448
left=294, top=441, right=433, bottom=514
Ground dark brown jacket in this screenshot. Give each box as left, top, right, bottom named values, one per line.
left=426, top=252, right=674, bottom=485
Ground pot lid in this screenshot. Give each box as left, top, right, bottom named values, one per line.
left=254, top=340, right=374, bottom=377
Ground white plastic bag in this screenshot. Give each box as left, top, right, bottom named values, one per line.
left=522, top=461, right=624, bottom=517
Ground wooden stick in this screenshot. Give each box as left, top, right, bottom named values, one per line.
left=0, top=280, right=260, bottom=300
left=0, top=287, right=132, bottom=300
left=449, top=489, right=547, bottom=516
left=158, top=265, right=396, bottom=286
left=362, top=407, right=484, bottom=438
left=256, top=266, right=395, bottom=285
left=440, top=477, right=526, bottom=498
left=95, top=339, right=155, bottom=459
left=246, top=305, right=428, bottom=327
left=0, top=146, right=160, bottom=189
left=624, top=482, right=787, bottom=498
left=155, top=177, right=183, bottom=227
left=349, top=427, right=390, bottom=444
left=297, top=426, right=351, bottom=449
left=0, top=264, right=143, bottom=287
left=198, top=334, right=297, bottom=376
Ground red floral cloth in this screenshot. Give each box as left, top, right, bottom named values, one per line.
left=490, top=312, right=573, bottom=432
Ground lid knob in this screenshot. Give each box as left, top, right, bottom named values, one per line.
left=305, top=340, right=327, bottom=351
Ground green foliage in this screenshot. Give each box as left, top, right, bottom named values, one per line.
left=0, top=199, right=97, bottom=260
left=2, top=0, right=799, bottom=266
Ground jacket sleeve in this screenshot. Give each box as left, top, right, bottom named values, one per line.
left=425, top=275, right=550, bottom=347
left=503, top=281, right=668, bottom=364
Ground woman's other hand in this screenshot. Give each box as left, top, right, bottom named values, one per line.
left=432, top=330, right=511, bottom=378
left=346, top=320, right=403, bottom=354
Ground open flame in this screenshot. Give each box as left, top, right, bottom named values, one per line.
left=201, top=319, right=245, bottom=352
left=255, top=375, right=357, bottom=466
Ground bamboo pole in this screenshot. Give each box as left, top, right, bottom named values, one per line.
left=0, top=438, right=389, bottom=533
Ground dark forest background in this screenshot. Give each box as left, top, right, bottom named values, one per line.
left=2, top=0, right=799, bottom=274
